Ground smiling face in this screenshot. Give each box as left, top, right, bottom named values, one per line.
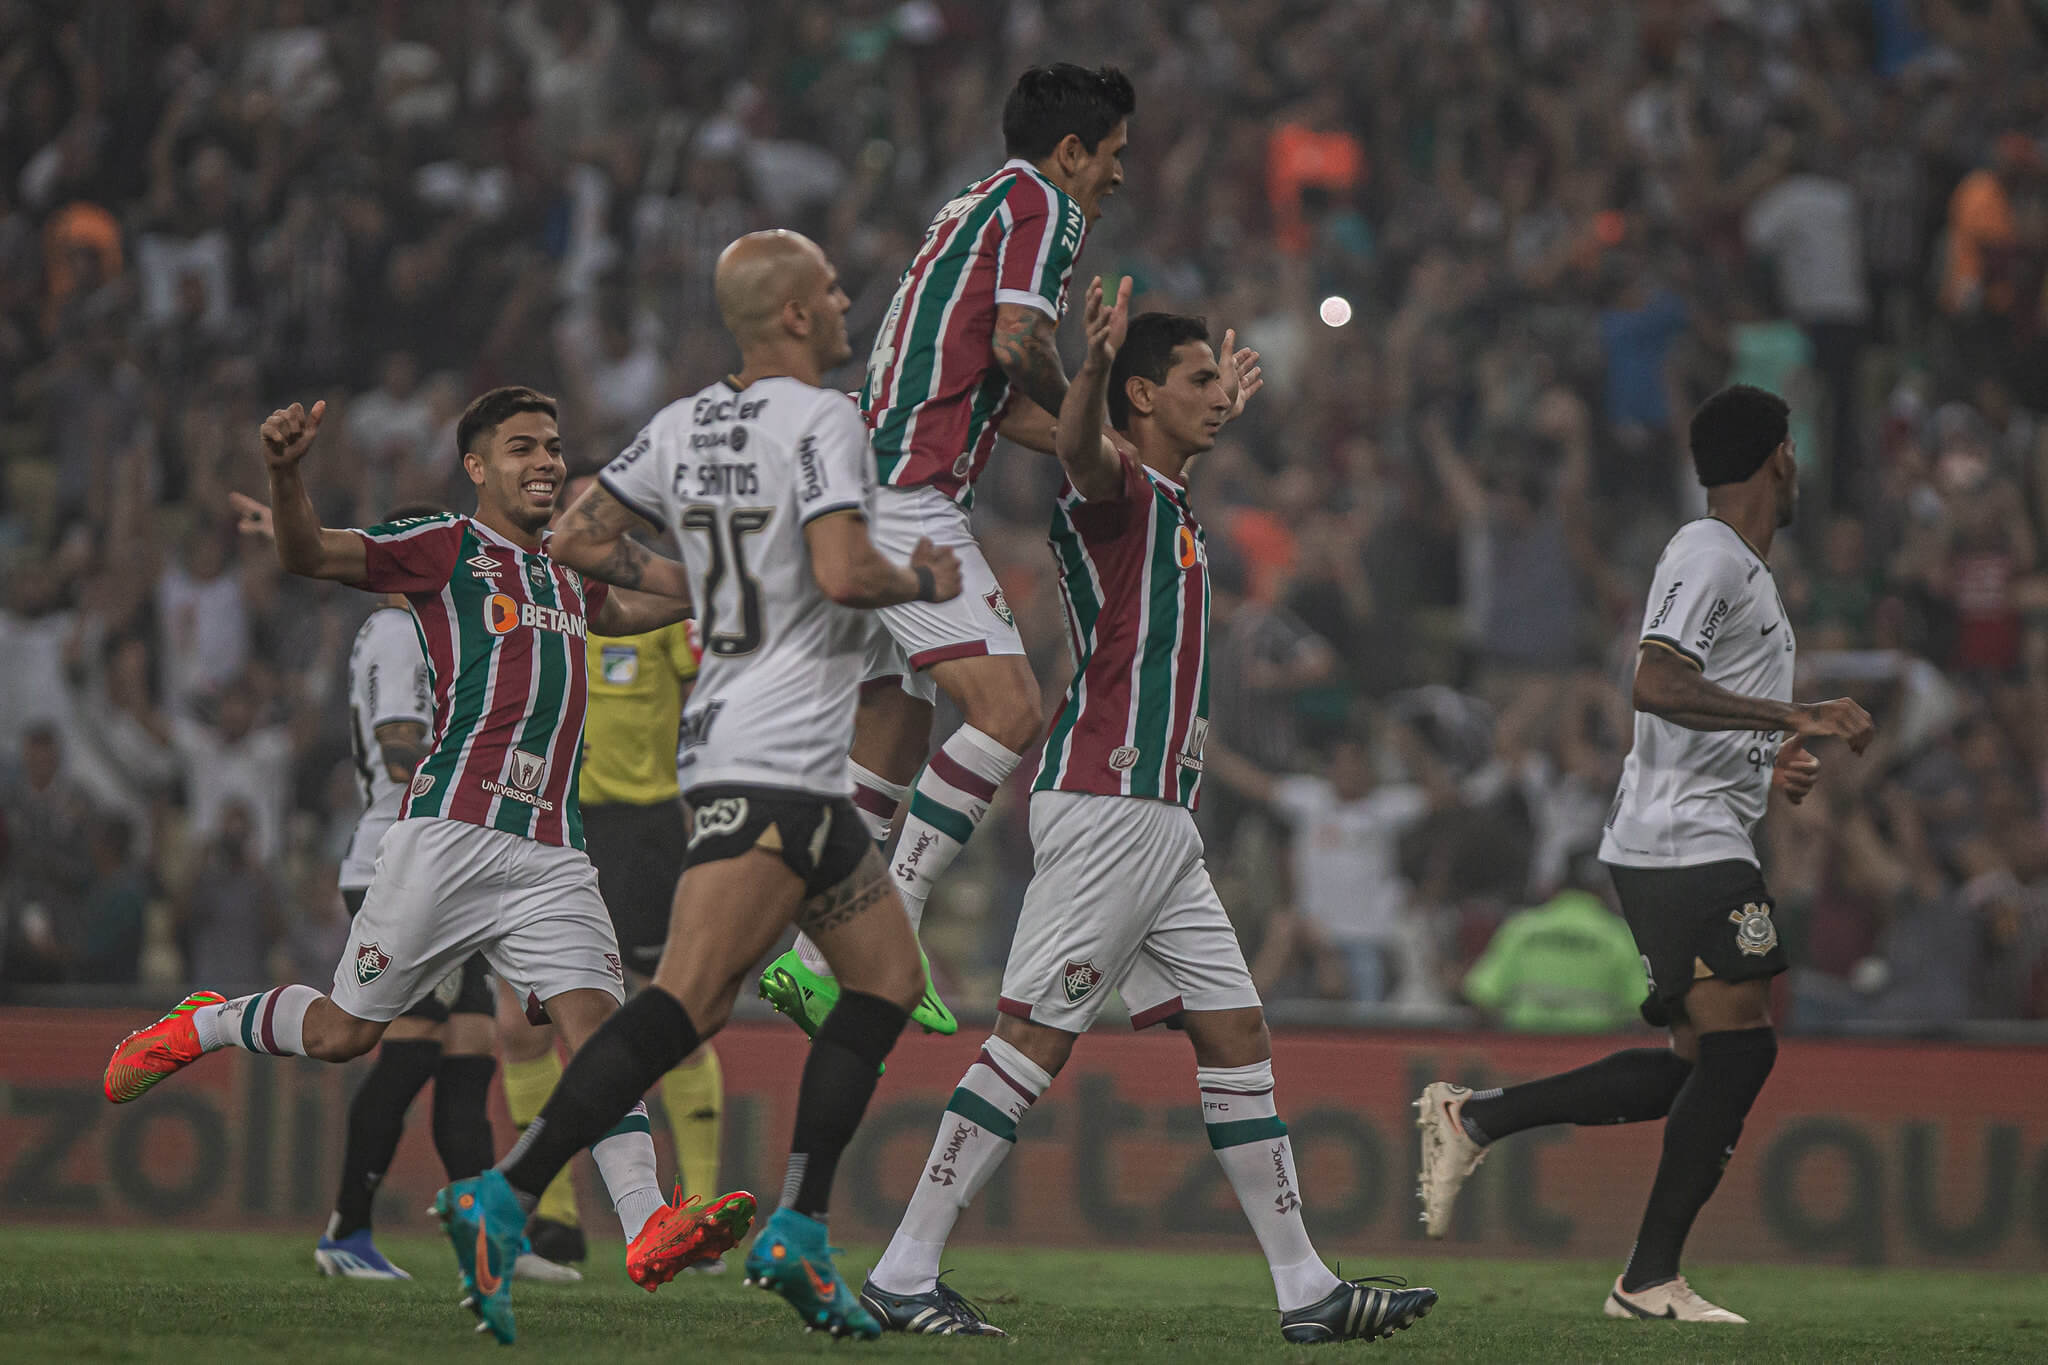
left=465, top=409, right=566, bottom=536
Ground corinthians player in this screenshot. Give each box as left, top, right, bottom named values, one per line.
left=1417, top=385, right=1874, bottom=1323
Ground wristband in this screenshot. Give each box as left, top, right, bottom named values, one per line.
left=914, top=565, right=937, bottom=602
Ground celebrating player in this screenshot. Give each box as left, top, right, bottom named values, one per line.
left=105, top=387, right=723, bottom=1343
left=858, top=281, right=1439, bottom=1344
left=1416, top=385, right=1875, bottom=1324
left=759, top=63, right=1135, bottom=1040
left=227, top=492, right=576, bottom=1285
left=434, top=229, right=962, bottom=1341
left=496, top=472, right=724, bottom=1273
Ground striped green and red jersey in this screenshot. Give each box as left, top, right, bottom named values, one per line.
left=1033, top=455, right=1212, bottom=809
left=860, top=160, right=1087, bottom=508
left=352, top=513, right=608, bottom=849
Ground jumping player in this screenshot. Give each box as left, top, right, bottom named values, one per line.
left=1416, top=385, right=1875, bottom=1323
left=105, top=387, right=734, bottom=1343
left=434, top=229, right=962, bottom=1341
left=759, top=63, right=1135, bottom=1038
left=858, top=283, right=1438, bottom=1344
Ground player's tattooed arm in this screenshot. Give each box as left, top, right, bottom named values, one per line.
left=373, top=720, right=430, bottom=783
left=793, top=846, right=895, bottom=936
left=1054, top=276, right=1131, bottom=502
left=992, top=302, right=1070, bottom=417
left=1635, top=643, right=1876, bottom=752
left=552, top=480, right=693, bottom=605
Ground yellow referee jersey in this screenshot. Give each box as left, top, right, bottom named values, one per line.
left=580, top=621, right=698, bottom=807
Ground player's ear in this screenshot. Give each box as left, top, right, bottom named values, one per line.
left=783, top=297, right=811, bottom=339
left=1126, top=375, right=1155, bottom=420
left=461, top=449, right=486, bottom=489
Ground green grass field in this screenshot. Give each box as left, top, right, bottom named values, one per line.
left=2, top=1227, right=2043, bottom=1364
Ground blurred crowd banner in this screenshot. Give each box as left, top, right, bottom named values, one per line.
left=3, top=1010, right=2045, bottom=1270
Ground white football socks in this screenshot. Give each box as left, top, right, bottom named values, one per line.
left=890, top=726, right=1021, bottom=933
left=870, top=1036, right=1049, bottom=1296
left=591, top=1101, right=664, bottom=1239
left=194, top=985, right=320, bottom=1056
left=1199, top=1060, right=1341, bottom=1311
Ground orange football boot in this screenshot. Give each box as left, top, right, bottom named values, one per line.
left=103, top=991, right=224, bottom=1103
left=625, top=1186, right=757, bottom=1290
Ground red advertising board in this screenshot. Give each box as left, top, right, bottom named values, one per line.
left=5, top=1009, right=2046, bottom=1269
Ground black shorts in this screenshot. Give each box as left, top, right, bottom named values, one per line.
left=1606, top=859, right=1789, bottom=1027
left=583, top=799, right=688, bottom=977
left=342, top=888, right=494, bottom=1021
left=682, top=785, right=868, bottom=898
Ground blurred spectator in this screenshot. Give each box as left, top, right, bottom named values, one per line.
left=76, top=815, right=147, bottom=985
left=171, top=676, right=292, bottom=869
left=174, top=798, right=279, bottom=989
left=346, top=352, right=438, bottom=484
left=1, top=723, right=94, bottom=982
left=1461, top=854, right=1648, bottom=1034
left=155, top=521, right=248, bottom=717
left=1208, top=726, right=1453, bottom=1004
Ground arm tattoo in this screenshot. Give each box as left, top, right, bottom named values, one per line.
left=377, top=724, right=431, bottom=782
left=992, top=313, right=1069, bottom=416
left=572, top=495, right=651, bottom=589
left=793, top=847, right=894, bottom=936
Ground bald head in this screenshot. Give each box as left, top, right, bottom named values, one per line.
left=715, top=230, right=829, bottom=344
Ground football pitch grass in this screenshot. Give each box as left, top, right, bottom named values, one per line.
left=2, top=1227, right=2043, bottom=1363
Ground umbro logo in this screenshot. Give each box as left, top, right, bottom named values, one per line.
left=465, top=554, right=503, bottom=581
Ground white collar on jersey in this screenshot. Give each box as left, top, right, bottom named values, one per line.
left=469, top=516, right=536, bottom=557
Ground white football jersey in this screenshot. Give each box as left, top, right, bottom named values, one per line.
left=339, top=606, right=433, bottom=890
left=599, top=376, right=875, bottom=798
left=1600, top=518, right=1795, bottom=870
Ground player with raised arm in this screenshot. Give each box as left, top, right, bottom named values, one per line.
left=1416, top=385, right=1875, bottom=1324
left=859, top=282, right=1438, bottom=1344
left=758, top=63, right=1135, bottom=1042
left=434, top=229, right=962, bottom=1341
left=105, top=387, right=733, bottom=1344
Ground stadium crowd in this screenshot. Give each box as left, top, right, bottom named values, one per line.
left=4, top=0, right=2048, bottom=1031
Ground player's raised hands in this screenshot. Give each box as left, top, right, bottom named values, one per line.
left=1791, top=696, right=1875, bottom=755
left=1772, top=734, right=1821, bottom=804
left=1219, top=326, right=1263, bottom=422
left=1081, top=275, right=1131, bottom=372
left=909, top=536, right=963, bottom=603
left=260, top=400, right=326, bottom=472
left=229, top=491, right=275, bottom=542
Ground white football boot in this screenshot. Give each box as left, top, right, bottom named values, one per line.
left=1604, top=1274, right=1747, bottom=1323
left=1413, top=1081, right=1488, bottom=1238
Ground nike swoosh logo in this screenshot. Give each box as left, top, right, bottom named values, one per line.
left=1611, top=1291, right=1675, bottom=1319
left=1760, top=621, right=1779, bottom=636
left=802, top=1258, right=833, bottom=1299
left=475, top=1216, right=502, bottom=1295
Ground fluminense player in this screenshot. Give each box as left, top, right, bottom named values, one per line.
left=105, top=387, right=729, bottom=1343
left=858, top=282, right=1439, bottom=1345
left=434, top=229, right=962, bottom=1341
left=227, top=491, right=577, bottom=1286
left=758, top=63, right=1135, bottom=1040
left=1417, top=385, right=1874, bottom=1324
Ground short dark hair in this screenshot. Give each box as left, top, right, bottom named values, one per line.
left=1108, top=312, right=1210, bottom=431
left=1002, top=64, right=1135, bottom=162
left=382, top=500, right=447, bottom=523
left=1689, top=384, right=1790, bottom=487
left=456, top=386, right=557, bottom=464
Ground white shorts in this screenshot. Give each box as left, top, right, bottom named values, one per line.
left=330, top=817, right=626, bottom=1023
left=861, top=484, right=1025, bottom=703
left=998, top=790, right=1261, bottom=1032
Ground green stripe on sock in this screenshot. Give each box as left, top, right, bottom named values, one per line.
left=239, top=994, right=261, bottom=1053
left=946, top=1088, right=1017, bottom=1142
left=1206, top=1116, right=1288, bottom=1150
left=602, top=1112, right=653, bottom=1141
left=909, top=788, right=976, bottom=845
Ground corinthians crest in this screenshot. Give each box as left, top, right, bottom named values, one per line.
left=1729, top=902, right=1778, bottom=957
left=1062, top=959, right=1101, bottom=1004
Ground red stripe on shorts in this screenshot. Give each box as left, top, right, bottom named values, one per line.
left=908, top=640, right=991, bottom=670
left=1128, top=996, right=1186, bottom=1030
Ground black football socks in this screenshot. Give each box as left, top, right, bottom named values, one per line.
left=1460, top=1048, right=1694, bottom=1144
left=330, top=1038, right=442, bottom=1239
left=1621, top=1027, right=1778, bottom=1291
left=431, top=1053, right=499, bottom=1180
left=499, top=987, right=700, bottom=1208
left=780, top=989, right=910, bottom=1220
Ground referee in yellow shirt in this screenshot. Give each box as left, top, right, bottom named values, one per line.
left=502, top=474, right=725, bottom=1271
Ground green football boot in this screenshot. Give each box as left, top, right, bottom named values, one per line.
left=759, top=948, right=957, bottom=1037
